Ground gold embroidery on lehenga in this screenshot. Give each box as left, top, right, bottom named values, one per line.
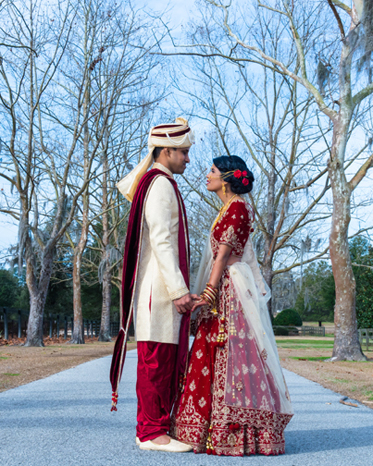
left=227, top=433, right=237, bottom=446
left=199, top=397, right=207, bottom=407
left=261, top=348, right=268, bottom=360
left=236, top=381, right=243, bottom=392
left=238, top=328, right=245, bottom=339
left=249, top=363, right=257, bottom=374
left=170, top=267, right=292, bottom=456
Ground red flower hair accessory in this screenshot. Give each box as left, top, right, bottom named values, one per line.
left=242, top=170, right=247, bottom=177
left=242, top=178, right=249, bottom=186
left=234, top=169, right=242, bottom=178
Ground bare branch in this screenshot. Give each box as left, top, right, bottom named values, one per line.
left=349, top=153, right=373, bottom=191
left=327, top=0, right=346, bottom=40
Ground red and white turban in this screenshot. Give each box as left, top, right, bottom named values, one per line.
left=117, top=117, right=194, bottom=201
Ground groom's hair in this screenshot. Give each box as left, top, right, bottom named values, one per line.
left=153, top=147, right=165, bottom=159
left=153, top=147, right=177, bottom=160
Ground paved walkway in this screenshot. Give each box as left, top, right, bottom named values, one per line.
left=1, top=349, right=372, bottom=466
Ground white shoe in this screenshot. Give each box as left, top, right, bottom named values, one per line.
left=139, top=438, right=192, bottom=452
left=136, top=436, right=140, bottom=446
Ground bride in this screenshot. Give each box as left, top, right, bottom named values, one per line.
left=170, top=155, right=293, bottom=456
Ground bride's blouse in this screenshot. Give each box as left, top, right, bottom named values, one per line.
left=211, top=197, right=255, bottom=258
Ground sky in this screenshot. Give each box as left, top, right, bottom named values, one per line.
left=0, top=0, right=195, bottom=254
left=1, top=0, right=372, bottom=261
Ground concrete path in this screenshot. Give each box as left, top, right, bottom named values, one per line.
left=1, top=349, right=372, bottom=466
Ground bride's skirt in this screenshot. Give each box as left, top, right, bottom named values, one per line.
left=170, top=269, right=293, bottom=457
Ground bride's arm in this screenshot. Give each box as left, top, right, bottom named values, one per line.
left=192, top=244, right=232, bottom=311
left=208, top=244, right=233, bottom=288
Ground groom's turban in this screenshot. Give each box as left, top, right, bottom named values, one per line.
left=117, top=117, right=194, bottom=202
left=149, top=117, right=194, bottom=149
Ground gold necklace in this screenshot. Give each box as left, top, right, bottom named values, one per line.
left=211, top=194, right=237, bottom=231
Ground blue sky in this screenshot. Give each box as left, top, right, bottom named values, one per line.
left=0, top=0, right=195, bottom=253
left=1, top=0, right=372, bottom=258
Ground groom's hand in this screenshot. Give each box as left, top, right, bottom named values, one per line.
left=173, top=293, right=194, bottom=314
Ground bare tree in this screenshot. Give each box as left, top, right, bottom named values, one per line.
left=0, top=0, right=82, bottom=346
left=170, top=8, right=332, bottom=315
left=61, top=0, right=163, bottom=343
left=0, top=0, right=167, bottom=345
left=83, top=12, right=165, bottom=341
left=188, top=0, right=373, bottom=360
left=0, top=1, right=102, bottom=345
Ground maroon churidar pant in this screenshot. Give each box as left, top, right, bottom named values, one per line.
left=136, top=341, right=178, bottom=442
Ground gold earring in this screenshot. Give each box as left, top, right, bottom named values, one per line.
left=222, top=183, right=226, bottom=195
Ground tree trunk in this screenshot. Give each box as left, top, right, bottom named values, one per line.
left=328, top=120, right=366, bottom=361
left=70, top=62, right=91, bottom=344
left=262, top=260, right=274, bottom=317
left=70, top=185, right=90, bottom=344
left=99, top=259, right=112, bottom=342
left=25, top=247, right=54, bottom=347
left=98, top=153, right=112, bottom=342
left=25, top=294, right=45, bottom=347
left=263, top=154, right=276, bottom=318
left=70, top=246, right=85, bottom=344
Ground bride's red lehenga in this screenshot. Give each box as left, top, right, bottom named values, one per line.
left=170, top=197, right=293, bottom=456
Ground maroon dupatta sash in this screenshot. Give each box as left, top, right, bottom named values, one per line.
left=110, top=168, right=190, bottom=411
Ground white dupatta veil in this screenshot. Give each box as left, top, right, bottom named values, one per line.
left=193, top=231, right=293, bottom=416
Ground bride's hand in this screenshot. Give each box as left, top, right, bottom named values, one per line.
left=191, top=296, right=209, bottom=312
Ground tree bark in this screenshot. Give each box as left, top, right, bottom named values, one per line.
left=25, top=246, right=54, bottom=347
left=70, top=52, right=91, bottom=344
left=99, top=258, right=112, bottom=342
left=328, top=120, right=366, bottom=361
left=262, top=261, right=274, bottom=317
left=263, top=146, right=276, bottom=317
left=98, top=154, right=112, bottom=342
left=70, top=243, right=86, bottom=344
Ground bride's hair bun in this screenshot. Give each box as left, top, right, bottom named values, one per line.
left=213, top=155, right=254, bottom=194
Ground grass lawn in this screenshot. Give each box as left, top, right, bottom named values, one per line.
left=276, top=337, right=373, bottom=408
left=1, top=335, right=372, bottom=410
left=276, top=338, right=334, bottom=349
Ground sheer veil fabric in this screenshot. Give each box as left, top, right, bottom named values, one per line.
left=193, top=230, right=293, bottom=416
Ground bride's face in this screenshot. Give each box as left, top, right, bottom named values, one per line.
left=206, top=165, right=223, bottom=192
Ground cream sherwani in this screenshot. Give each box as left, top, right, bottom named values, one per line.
left=134, top=163, right=189, bottom=344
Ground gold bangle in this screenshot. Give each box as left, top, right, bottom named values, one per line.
left=203, top=288, right=215, bottom=299
left=206, top=283, right=218, bottom=293
left=200, top=292, right=213, bottom=303
left=205, top=284, right=218, bottom=295
left=202, top=289, right=216, bottom=303
left=200, top=292, right=215, bottom=306
left=201, top=287, right=218, bottom=306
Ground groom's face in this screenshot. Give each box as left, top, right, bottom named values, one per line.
left=167, top=148, right=190, bottom=175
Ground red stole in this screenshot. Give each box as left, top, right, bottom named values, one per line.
left=110, top=168, right=190, bottom=410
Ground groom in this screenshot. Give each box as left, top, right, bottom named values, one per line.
left=110, top=118, right=194, bottom=453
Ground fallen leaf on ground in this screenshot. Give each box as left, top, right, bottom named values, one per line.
left=339, top=399, right=358, bottom=408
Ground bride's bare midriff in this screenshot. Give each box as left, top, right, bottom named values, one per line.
left=227, top=255, right=241, bottom=266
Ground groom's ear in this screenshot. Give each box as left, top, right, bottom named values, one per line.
left=165, top=148, right=176, bottom=158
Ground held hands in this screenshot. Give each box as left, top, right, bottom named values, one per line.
left=173, top=293, right=195, bottom=315
left=173, top=293, right=210, bottom=314
left=191, top=294, right=208, bottom=312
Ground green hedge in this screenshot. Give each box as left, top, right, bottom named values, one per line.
left=273, top=308, right=302, bottom=326
left=273, top=326, right=289, bottom=336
